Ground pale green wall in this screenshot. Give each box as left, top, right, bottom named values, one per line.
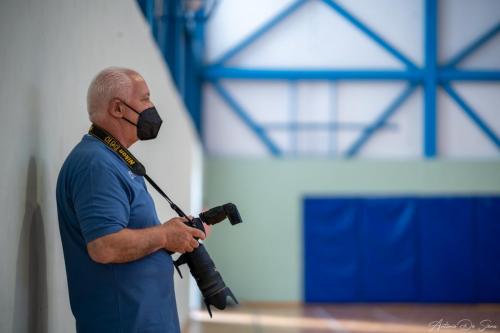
left=203, top=158, right=500, bottom=302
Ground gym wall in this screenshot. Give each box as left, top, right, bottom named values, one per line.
left=0, top=1, right=202, bottom=332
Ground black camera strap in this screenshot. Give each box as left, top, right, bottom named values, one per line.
left=88, top=124, right=187, bottom=218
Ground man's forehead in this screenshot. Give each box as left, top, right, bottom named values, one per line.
left=130, top=72, right=143, bottom=82
left=129, top=73, right=150, bottom=96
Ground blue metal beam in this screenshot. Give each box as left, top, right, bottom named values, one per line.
left=423, top=0, right=438, bottom=158
left=185, top=10, right=206, bottom=137
left=211, top=0, right=307, bottom=66
left=211, top=81, right=282, bottom=155
left=442, top=83, right=500, bottom=149
left=189, top=8, right=207, bottom=139
left=443, top=22, right=500, bottom=68
left=346, top=84, right=417, bottom=157
left=205, top=67, right=500, bottom=82
left=204, top=67, right=423, bottom=81
left=145, top=0, right=155, bottom=27
left=174, top=2, right=185, bottom=97
left=321, top=0, right=417, bottom=69
left=439, top=70, right=500, bottom=82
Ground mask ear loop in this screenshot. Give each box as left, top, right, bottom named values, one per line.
left=122, top=117, right=137, bottom=127
left=119, top=99, right=140, bottom=127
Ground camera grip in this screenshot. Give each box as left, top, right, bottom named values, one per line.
left=185, top=217, right=206, bottom=240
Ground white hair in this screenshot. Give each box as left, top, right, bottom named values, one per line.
left=86, top=67, right=136, bottom=123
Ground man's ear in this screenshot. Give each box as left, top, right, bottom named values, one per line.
left=108, top=99, right=122, bottom=119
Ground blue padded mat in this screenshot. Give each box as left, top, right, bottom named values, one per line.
left=304, top=196, right=500, bottom=302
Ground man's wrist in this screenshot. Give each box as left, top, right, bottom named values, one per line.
left=159, top=223, right=169, bottom=249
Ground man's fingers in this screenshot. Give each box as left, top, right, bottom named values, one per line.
left=197, top=229, right=206, bottom=240
left=190, top=239, right=199, bottom=248
left=190, top=227, right=206, bottom=240
left=202, top=223, right=212, bottom=238
left=182, top=223, right=205, bottom=240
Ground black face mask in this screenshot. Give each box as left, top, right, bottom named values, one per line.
left=120, top=100, right=163, bottom=140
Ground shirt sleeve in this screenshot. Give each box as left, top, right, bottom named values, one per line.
left=72, top=159, right=131, bottom=244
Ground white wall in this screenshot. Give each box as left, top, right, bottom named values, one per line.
left=0, top=0, right=202, bottom=332
left=203, top=0, right=500, bottom=158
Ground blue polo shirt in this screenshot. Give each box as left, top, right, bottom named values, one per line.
left=56, top=134, right=180, bottom=333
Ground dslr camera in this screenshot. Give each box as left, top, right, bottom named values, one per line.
left=173, top=203, right=242, bottom=317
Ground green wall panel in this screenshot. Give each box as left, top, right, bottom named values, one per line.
left=203, top=158, right=500, bottom=302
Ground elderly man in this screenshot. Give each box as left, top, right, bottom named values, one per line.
left=56, top=67, right=206, bottom=333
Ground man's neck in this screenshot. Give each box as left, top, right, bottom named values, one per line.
left=94, top=121, right=135, bottom=148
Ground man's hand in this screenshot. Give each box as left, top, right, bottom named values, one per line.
left=162, top=217, right=206, bottom=253
left=202, top=222, right=212, bottom=239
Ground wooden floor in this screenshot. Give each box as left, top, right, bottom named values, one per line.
left=184, top=303, right=500, bottom=333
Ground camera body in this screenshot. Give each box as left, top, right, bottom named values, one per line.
left=174, top=203, right=242, bottom=317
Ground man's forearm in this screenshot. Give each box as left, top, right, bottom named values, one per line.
left=87, top=224, right=166, bottom=264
